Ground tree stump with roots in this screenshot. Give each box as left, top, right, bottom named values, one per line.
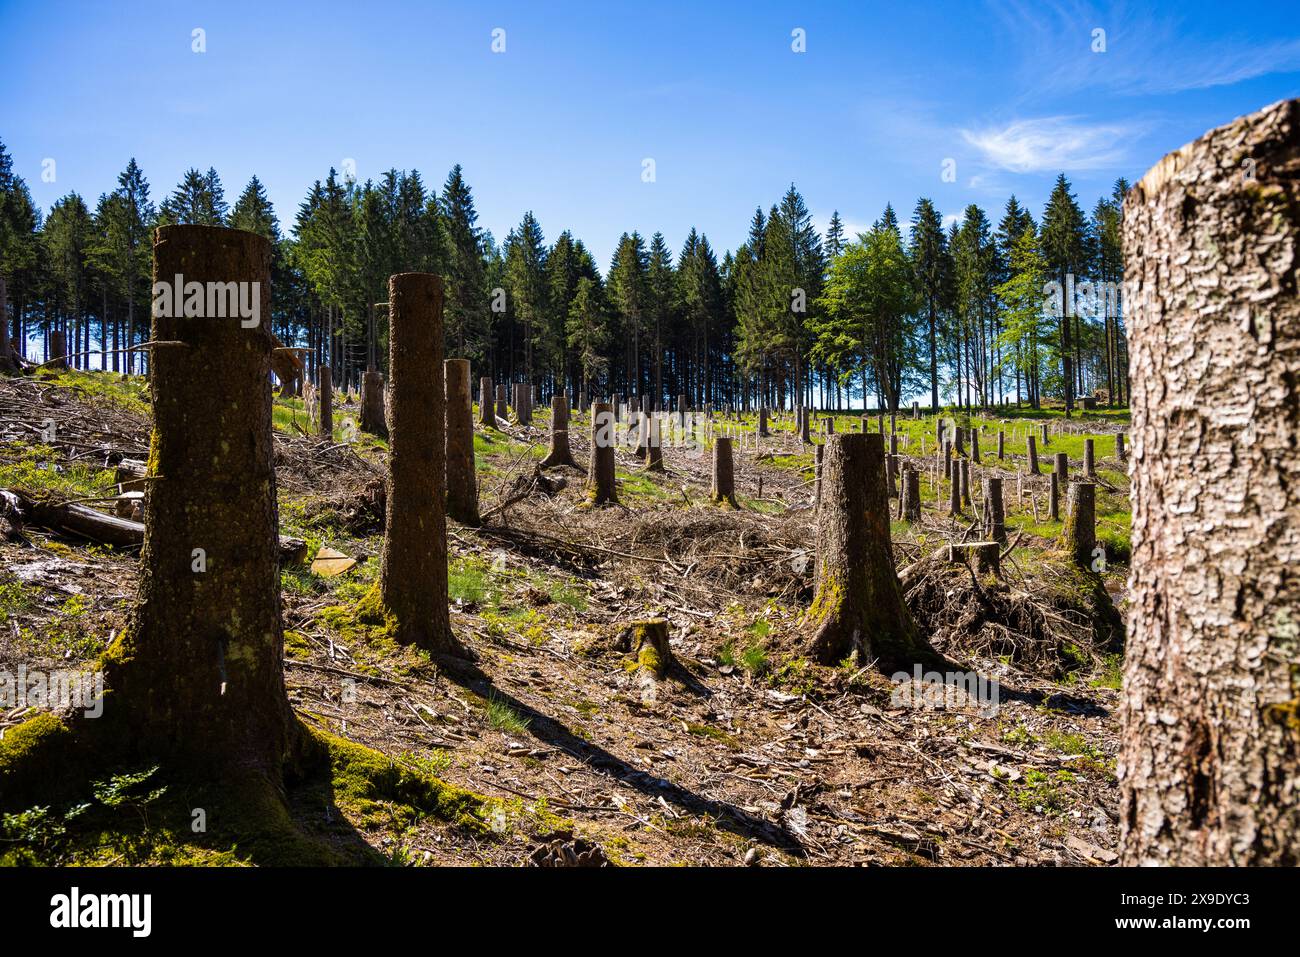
left=804, top=433, right=941, bottom=669
left=540, top=394, right=577, bottom=469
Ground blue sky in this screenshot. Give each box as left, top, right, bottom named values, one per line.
left=3, top=0, right=1298, bottom=267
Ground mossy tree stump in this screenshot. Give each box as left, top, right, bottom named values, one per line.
left=629, top=619, right=673, bottom=680
left=444, top=358, right=479, bottom=527
left=540, top=394, right=577, bottom=468
left=804, top=433, right=939, bottom=669
left=372, top=273, right=462, bottom=655
left=586, top=402, right=617, bottom=505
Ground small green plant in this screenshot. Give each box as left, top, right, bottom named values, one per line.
left=485, top=695, right=531, bottom=734
left=92, top=766, right=168, bottom=828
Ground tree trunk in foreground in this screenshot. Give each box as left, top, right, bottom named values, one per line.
left=444, top=358, right=479, bottom=526
left=540, top=394, right=577, bottom=469
left=373, top=273, right=460, bottom=655
left=804, top=433, right=939, bottom=669
left=586, top=402, right=617, bottom=505
left=1121, top=98, right=1300, bottom=865
left=102, top=224, right=292, bottom=775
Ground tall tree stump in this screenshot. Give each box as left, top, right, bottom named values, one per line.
left=1054, top=451, right=1069, bottom=487
left=479, top=376, right=495, bottom=429
left=997, top=430, right=1005, bottom=459
left=586, top=402, right=617, bottom=505
left=513, top=383, right=531, bottom=424
left=799, top=406, right=811, bottom=444
left=540, top=394, right=578, bottom=468
left=1026, top=434, right=1040, bottom=474
left=1120, top=99, right=1300, bottom=865
left=982, top=476, right=1005, bottom=543
left=370, top=274, right=461, bottom=655
left=360, top=369, right=387, bottom=438
left=1040, top=422, right=1049, bottom=446
left=758, top=405, right=769, bottom=436
left=1049, top=471, right=1060, bottom=521
left=948, top=460, right=961, bottom=516
left=1115, top=432, right=1126, bottom=463
left=711, top=436, right=738, bottom=507
left=48, top=329, right=68, bottom=369
left=102, top=224, right=294, bottom=775
left=644, top=413, right=665, bottom=471
left=444, top=358, right=479, bottom=526
left=805, top=433, right=938, bottom=668
left=971, top=429, right=981, bottom=463
left=814, top=443, right=824, bottom=506
left=317, top=364, right=334, bottom=439
left=1059, top=480, right=1095, bottom=567
left=1083, top=438, right=1096, bottom=478
left=886, top=453, right=899, bottom=498
left=900, top=468, right=921, bottom=522
left=495, top=384, right=508, bottom=421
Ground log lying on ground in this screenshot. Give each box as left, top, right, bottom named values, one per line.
left=0, top=488, right=309, bottom=562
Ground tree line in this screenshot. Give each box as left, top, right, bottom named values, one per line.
left=0, top=137, right=1128, bottom=413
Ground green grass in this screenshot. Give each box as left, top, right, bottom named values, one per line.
left=0, top=443, right=119, bottom=500
left=40, top=369, right=150, bottom=416
left=484, top=694, right=531, bottom=734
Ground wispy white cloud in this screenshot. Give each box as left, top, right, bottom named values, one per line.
left=961, top=115, right=1136, bottom=172
left=989, top=0, right=1300, bottom=97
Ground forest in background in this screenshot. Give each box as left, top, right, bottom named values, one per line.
left=0, top=139, right=1127, bottom=414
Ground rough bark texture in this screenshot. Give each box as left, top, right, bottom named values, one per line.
left=1049, top=471, right=1060, bottom=521
left=1054, top=451, right=1069, bottom=487
left=644, top=413, right=664, bottom=471
left=444, top=358, right=479, bottom=526
left=479, top=376, right=495, bottom=429
left=540, top=394, right=577, bottom=469
left=49, top=329, right=68, bottom=370
left=586, top=402, right=617, bottom=505
left=495, top=384, right=507, bottom=421
left=1083, top=438, right=1096, bottom=478
left=375, top=273, right=459, bottom=654
left=758, top=405, right=769, bottom=436
left=711, top=436, right=737, bottom=507
left=947, top=542, right=999, bottom=575
left=1060, top=480, right=1095, bottom=568
left=948, top=461, right=961, bottom=516
left=513, top=383, right=531, bottom=425
left=804, top=433, right=938, bottom=669
left=317, top=364, right=333, bottom=439
left=1121, top=98, right=1300, bottom=865
left=360, top=370, right=387, bottom=438
left=1026, top=435, right=1039, bottom=474
left=901, top=468, right=921, bottom=523
left=101, top=224, right=292, bottom=776
left=997, top=430, right=1005, bottom=459
left=1116, top=432, right=1126, bottom=462
left=982, top=476, right=1005, bottom=544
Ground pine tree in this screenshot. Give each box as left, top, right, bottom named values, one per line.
left=440, top=165, right=489, bottom=361
left=909, top=198, right=947, bottom=412
left=1040, top=173, right=1090, bottom=414
left=229, top=176, right=280, bottom=240
left=503, top=211, right=548, bottom=384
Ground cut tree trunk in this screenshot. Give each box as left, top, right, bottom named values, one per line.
left=1026, top=435, right=1040, bottom=474
left=1059, top=480, right=1095, bottom=567
left=804, top=433, right=940, bottom=669
left=360, top=370, right=387, bottom=438
left=586, top=402, right=617, bottom=505
left=1049, top=471, right=1060, bottom=521
left=946, top=541, right=999, bottom=575
left=1120, top=98, right=1300, bottom=865
left=479, top=376, right=494, bottom=429
left=997, top=430, right=1005, bottom=459
left=644, top=413, right=664, bottom=471
left=495, top=384, right=508, bottom=422
left=982, top=476, right=1005, bottom=543
left=540, top=394, right=577, bottom=469
left=49, top=329, right=68, bottom=370
left=373, top=273, right=461, bottom=655
left=101, top=223, right=295, bottom=777
left=900, top=468, right=921, bottom=522
left=444, top=358, right=479, bottom=527
left=711, top=436, right=737, bottom=507
left=317, top=364, right=333, bottom=439
left=1083, top=438, right=1096, bottom=478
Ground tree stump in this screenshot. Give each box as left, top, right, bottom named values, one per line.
left=1120, top=99, right=1300, bottom=865
left=101, top=224, right=296, bottom=776
left=540, top=394, right=578, bottom=469
left=982, top=476, right=1005, bottom=543
left=1054, top=451, right=1069, bottom=487
left=711, top=436, right=738, bottom=507
left=1049, top=471, right=1060, bottom=521
left=900, top=468, right=921, bottom=522
left=629, top=619, right=673, bottom=680
left=971, top=429, right=981, bottom=463
left=757, top=405, right=769, bottom=436
left=814, top=443, right=824, bottom=506
left=997, top=430, right=1005, bottom=459
left=586, top=402, right=617, bottom=505
left=805, top=433, right=938, bottom=668
left=823, top=417, right=834, bottom=434
left=360, top=369, right=387, bottom=437
left=1059, top=480, right=1095, bottom=567
left=1040, top=422, right=1049, bottom=446
left=644, top=413, right=665, bottom=471
left=1026, top=434, right=1040, bottom=474
left=317, top=364, right=334, bottom=439
left=371, top=273, right=461, bottom=654
left=479, top=376, right=495, bottom=429
left=946, top=541, right=999, bottom=575
left=48, top=328, right=68, bottom=369
left=513, top=382, right=531, bottom=425
left=799, top=406, right=811, bottom=444
left=960, top=459, right=972, bottom=510
left=495, top=384, right=508, bottom=421
left=1083, top=438, right=1096, bottom=478
left=886, top=453, right=899, bottom=498
left=948, top=459, right=961, bottom=516
left=1115, top=432, right=1126, bottom=463
left=444, top=358, right=479, bottom=526
left=942, top=440, right=952, bottom=479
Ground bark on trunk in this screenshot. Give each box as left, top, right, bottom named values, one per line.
left=1059, top=480, right=1095, bottom=567
left=540, top=394, right=577, bottom=469
left=373, top=273, right=461, bottom=655
left=479, top=376, right=495, bottom=429
left=804, top=433, right=939, bottom=669
left=1026, top=435, right=1040, bottom=474
left=1121, top=98, right=1300, bottom=865
left=586, top=402, right=617, bottom=505
left=444, top=358, right=479, bottom=527
left=360, top=370, right=387, bottom=438
left=982, top=476, right=1005, bottom=544
left=317, top=364, right=333, bottom=439
left=711, top=436, right=737, bottom=507
left=101, top=224, right=293, bottom=776
left=900, top=468, right=921, bottom=522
